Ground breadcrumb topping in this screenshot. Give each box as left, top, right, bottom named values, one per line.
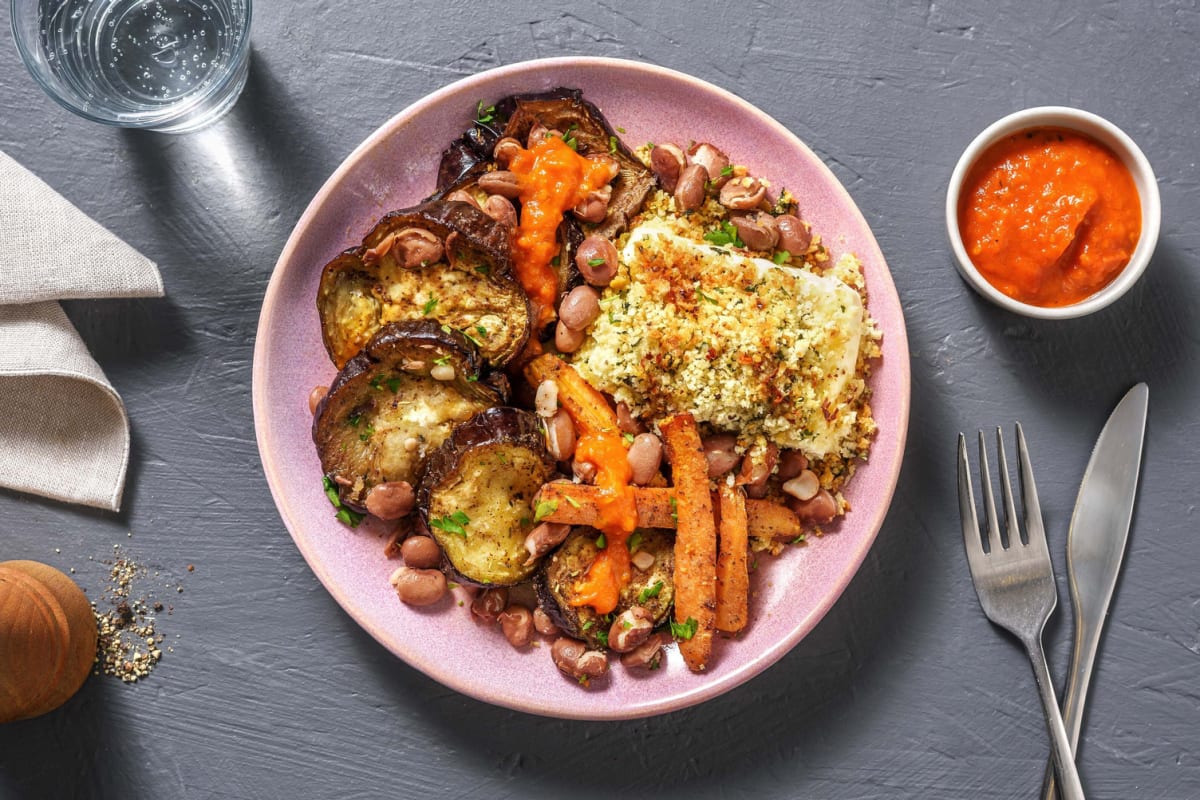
left=572, top=192, right=880, bottom=463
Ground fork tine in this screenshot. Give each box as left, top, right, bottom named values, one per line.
left=1016, top=422, right=1049, bottom=554
left=957, top=433, right=987, bottom=572
left=995, top=426, right=1022, bottom=546
left=977, top=430, right=1003, bottom=553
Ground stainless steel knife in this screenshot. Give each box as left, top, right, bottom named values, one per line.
left=1041, top=382, right=1149, bottom=800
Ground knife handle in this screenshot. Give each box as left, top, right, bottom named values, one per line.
left=1039, top=595, right=1105, bottom=799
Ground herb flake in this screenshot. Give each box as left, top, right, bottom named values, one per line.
left=670, top=617, right=699, bottom=641
left=322, top=476, right=363, bottom=528
left=638, top=580, right=664, bottom=603
left=475, top=100, right=496, bottom=124
left=534, top=499, right=558, bottom=523
left=430, top=510, right=470, bottom=538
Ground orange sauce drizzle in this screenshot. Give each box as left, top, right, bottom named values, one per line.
left=568, top=431, right=639, bottom=615
left=507, top=136, right=614, bottom=326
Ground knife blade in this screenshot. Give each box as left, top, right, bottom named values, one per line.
left=1041, top=382, right=1149, bottom=800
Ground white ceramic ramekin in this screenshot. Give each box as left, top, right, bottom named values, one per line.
left=946, top=106, right=1160, bottom=319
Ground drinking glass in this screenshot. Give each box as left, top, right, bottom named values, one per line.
left=11, top=0, right=252, bottom=133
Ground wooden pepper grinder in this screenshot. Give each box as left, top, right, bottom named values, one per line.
left=0, top=560, right=97, bottom=723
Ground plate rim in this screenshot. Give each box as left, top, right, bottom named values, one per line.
left=252, top=55, right=911, bottom=720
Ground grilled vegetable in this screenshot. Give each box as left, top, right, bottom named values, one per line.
left=313, top=321, right=507, bottom=511
left=535, top=528, right=675, bottom=649
left=432, top=90, right=647, bottom=310
left=418, top=407, right=557, bottom=586
left=499, top=88, right=655, bottom=241
left=317, top=200, right=531, bottom=368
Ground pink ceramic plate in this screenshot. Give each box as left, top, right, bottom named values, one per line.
left=253, top=57, right=910, bottom=720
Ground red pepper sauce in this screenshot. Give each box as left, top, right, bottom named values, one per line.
left=507, top=136, right=614, bottom=327
left=958, top=127, right=1141, bottom=307
left=568, top=431, right=639, bottom=615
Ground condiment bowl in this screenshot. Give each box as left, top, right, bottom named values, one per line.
left=946, top=106, right=1160, bottom=319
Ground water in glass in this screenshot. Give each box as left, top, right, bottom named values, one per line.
left=18, top=0, right=251, bottom=132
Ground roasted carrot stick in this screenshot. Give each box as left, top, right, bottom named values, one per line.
left=535, top=484, right=676, bottom=528
left=535, top=482, right=800, bottom=541
left=715, top=484, right=749, bottom=633
left=659, top=413, right=716, bottom=672
left=524, top=354, right=618, bottom=436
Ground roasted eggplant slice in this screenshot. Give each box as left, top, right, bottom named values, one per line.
left=317, top=200, right=531, bottom=368
left=499, top=88, right=655, bottom=240
left=418, top=407, right=557, bottom=587
left=535, top=528, right=675, bottom=649
left=435, top=123, right=501, bottom=191
left=313, top=321, right=508, bottom=510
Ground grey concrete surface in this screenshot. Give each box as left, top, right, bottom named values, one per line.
left=1, top=2, right=1197, bottom=798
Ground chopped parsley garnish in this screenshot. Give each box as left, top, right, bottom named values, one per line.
left=562, top=125, right=578, bottom=150
left=430, top=510, right=470, bottom=538
left=697, top=289, right=719, bottom=305
left=622, top=432, right=636, bottom=444
left=422, top=295, right=438, bottom=315
left=720, top=165, right=734, bottom=177
left=369, top=375, right=384, bottom=390
left=347, top=412, right=363, bottom=427
left=461, top=328, right=483, bottom=347
left=595, top=533, right=607, bottom=549
left=550, top=255, right=561, bottom=267
left=433, top=355, right=452, bottom=366
left=475, top=325, right=488, bottom=338
left=440, top=324, right=452, bottom=334
left=594, top=629, right=609, bottom=647
left=466, top=374, right=479, bottom=382
left=790, top=534, right=807, bottom=544
left=564, top=494, right=582, bottom=509
left=386, top=377, right=402, bottom=393
left=702, top=220, right=744, bottom=248
left=587, top=257, right=606, bottom=267
left=627, top=531, right=643, bottom=553
left=616, top=126, right=626, bottom=133
left=621, top=620, right=632, bottom=629
left=322, top=476, right=340, bottom=506
left=637, top=580, right=664, bottom=603
left=358, top=424, right=375, bottom=442
left=475, top=100, right=496, bottom=124
left=474, top=264, right=490, bottom=275
left=669, top=496, right=678, bottom=521
left=670, top=617, right=698, bottom=641
left=608, top=135, right=618, bottom=154
left=533, top=499, right=558, bottom=523
left=773, top=250, right=790, bottom=264
left=581, top=619, right=595, bottom=632
left=322, top=476, right=363, bottom=528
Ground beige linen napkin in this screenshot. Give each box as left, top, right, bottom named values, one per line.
left=0, top=150, right=163, bottom=511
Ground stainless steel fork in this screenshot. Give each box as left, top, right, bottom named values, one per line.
left=958, top=425, right=1086, bottom=800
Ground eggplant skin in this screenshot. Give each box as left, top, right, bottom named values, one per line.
left=535, top=528, right=675, bottom=649
left=317, top=199, right=531, bottom=369
left=313, top=320, right=507, bottom=511
left=418, top=407, right=557, bottom=587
